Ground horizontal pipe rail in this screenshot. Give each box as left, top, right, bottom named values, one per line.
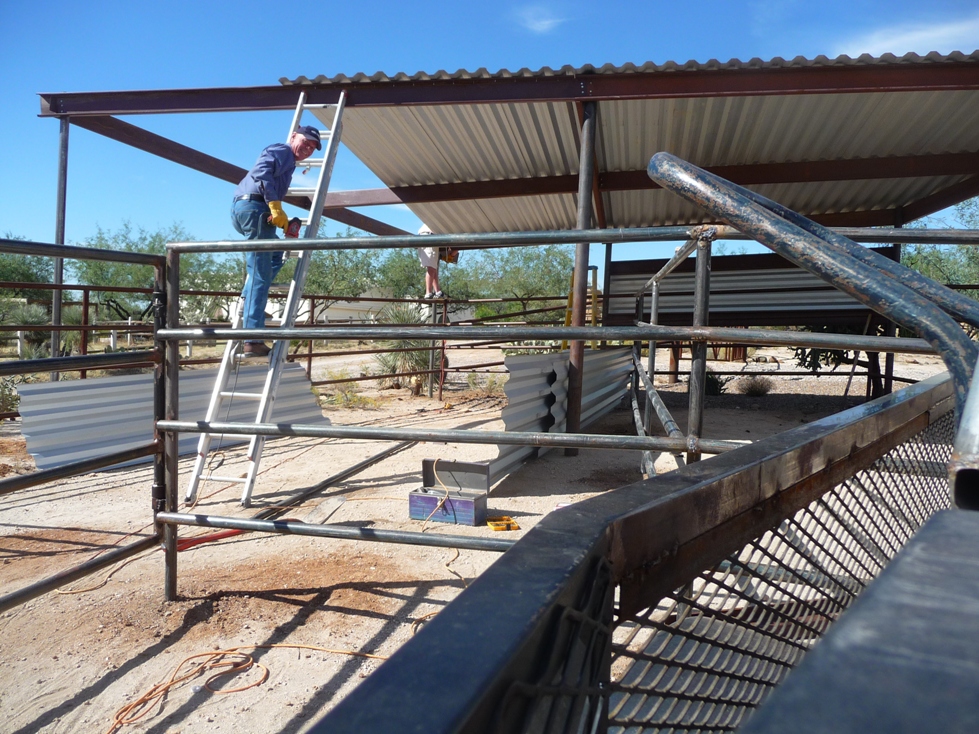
left=168, top=227, right=697, bottom=253
left=632, top=354, right=683, bottom=439
left=0, top=238, right=164, bottom=266
left=0, top=324, right=153, bottom=333
left=632, top=235, right=702, bottom=298
left=156, top=513, right=514, bottom=553
left=157, top=419, right=742, bottom=455
left=0, top=535, right=160, bottom=615
left=0, top=349, right=157, bottom=376
left=0, top=443, right=158, bottom=498
left=157, top=324, right=936, bottom=355
left=167, top=227, right=979, bottom=254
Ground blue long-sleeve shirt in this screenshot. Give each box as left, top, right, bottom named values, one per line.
left=233, top=143, right=296, bottom=202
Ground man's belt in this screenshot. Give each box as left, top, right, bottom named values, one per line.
left=233, top=194, right=266, bottom=203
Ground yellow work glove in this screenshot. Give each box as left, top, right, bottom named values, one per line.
left=267, top=201, right=289, bottom=230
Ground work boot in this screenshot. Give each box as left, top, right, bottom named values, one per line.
left=242, top=342, right=271, bottom=357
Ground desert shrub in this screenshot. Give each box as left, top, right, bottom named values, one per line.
left=735, top=374, right=774, bottom=397
left=13, top=303, right=50, bottom=347
left=0, top=377, right=20, bottom=414
left=703, top=367, right=732, bottom=396
left=466, top=371, right=505, bottom=395
left=373, top=303, right=439, bottom=389
left=320, top=369, right=378, bottom=408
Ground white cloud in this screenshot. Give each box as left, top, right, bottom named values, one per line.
left=514, top=5, right=566, bottom=34
left=833, top=13, right=979, bottom=57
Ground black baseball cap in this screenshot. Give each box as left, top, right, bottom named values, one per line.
left=296, top=125, right=322, bottom=150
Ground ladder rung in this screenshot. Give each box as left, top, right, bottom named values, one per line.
left=203, top=475, right=248, bottom=484
left=219, top=391, right=264, bottom=399
left=287, top=187, right=317, bottom=197
left=297, top=158, right=325, bottom=167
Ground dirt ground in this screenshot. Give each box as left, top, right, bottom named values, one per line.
left=0, top=346, right=948, bottom=733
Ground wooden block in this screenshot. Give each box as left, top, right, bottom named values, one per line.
left=409, top=486, right=487, bottom=526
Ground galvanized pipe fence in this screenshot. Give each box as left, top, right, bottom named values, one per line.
left=0, top=238, right=165, bottom=614
left=154, top=212, right=967, bottom=603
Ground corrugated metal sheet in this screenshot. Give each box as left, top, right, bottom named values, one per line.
left=610, top=268, right=867, bottom=318
left=296, top=52, right=979, bottom=231
left=425, top=348, right=630, bottom=490
left=578, top=349, right=632, bottom=428
left=285, top=52, right=979, bottom=87
left=18, top=364, right=327, bottom=470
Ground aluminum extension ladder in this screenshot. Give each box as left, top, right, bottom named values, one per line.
left=185, top=90, right=346, bottom=506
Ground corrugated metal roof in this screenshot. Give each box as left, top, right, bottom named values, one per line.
left=293, top=51, right=979, bottom=231
left=284, top=51, right=979, bottom=86
left=18, top=364, right=327, bottom=470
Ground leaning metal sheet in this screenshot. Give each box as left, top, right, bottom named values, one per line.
left=607, top=411, right=955, bottom=732
left=18, top=363, right=328, bottom=470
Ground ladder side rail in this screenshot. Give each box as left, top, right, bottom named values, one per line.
left=286, top=92, right=307, bottom=142
left=239, top=92, right=346, bottom=505
left=301, top=90, right=346, bottom=237
left=185, top=301, right=243, bottom=502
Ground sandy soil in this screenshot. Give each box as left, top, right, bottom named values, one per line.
left=0, top=346, right=948, bottom=733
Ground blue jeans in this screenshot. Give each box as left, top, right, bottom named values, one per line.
left=231, top=200, right=284, bottom=337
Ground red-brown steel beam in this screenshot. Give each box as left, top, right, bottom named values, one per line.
left=321, top=152, right=979, bottom=208
left=69, top=116, right=408, bottom=236
left=39, top=60, right=979, bottom=116
left=901, top=174, right=979, bottom=222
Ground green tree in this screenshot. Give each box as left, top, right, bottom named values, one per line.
left=473, top=245, right=573, bottom=321
left=375, top=248, right=423, bottom=298
left=274, top=225, right=378, bottom=321
left=0, top=231, right=54, bottom=302
left=70, top=222, right=238, bottom=321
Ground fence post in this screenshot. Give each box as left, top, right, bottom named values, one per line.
left=80, top=288, right=89, bottom=379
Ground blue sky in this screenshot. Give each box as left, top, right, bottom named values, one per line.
left=3, top=0, right=979, bottom=273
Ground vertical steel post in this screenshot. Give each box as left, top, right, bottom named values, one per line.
left=80, top=288, right=89, bottom=379
left=306, top=296, right=315, bottom=378
left=164, top=250, right=181, bottom=601
left=50, top=117, right=69, bottom=380
left=633, top=291, right=645, bottom=428
left=645, top=280, right=660, bottom=436
left=428, top=302, right=437, bottom=398
left=601, top=242, right=613, bottom=346
left=152, top=263, right=167, bottom=542
left=566, top=101, right=597, bottom=456
left=687, top=238, right=712, bottom=463
left=884, top=241, right=900, bottom=395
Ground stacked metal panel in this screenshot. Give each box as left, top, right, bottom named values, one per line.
left=424, top=348, right=630, bottom=492
left=18, top=364, right=328, bottom=470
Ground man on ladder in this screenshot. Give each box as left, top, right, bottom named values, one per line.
left=186, top=92, right=345, bottom=506
left=231, top=124, right=322, bottom=357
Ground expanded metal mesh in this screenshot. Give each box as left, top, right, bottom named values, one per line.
left=494, top=557, right=615, bottom=734
left=608, top=411, right=955, bottom=733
